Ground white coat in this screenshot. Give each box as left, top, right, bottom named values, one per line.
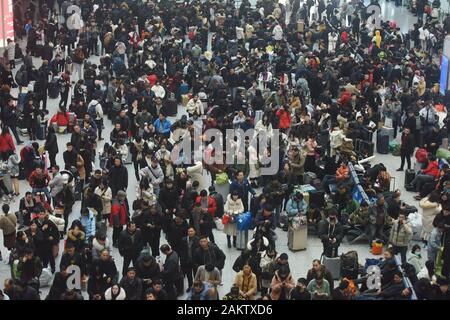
left=419, top=197, right=441, bottom=241
left=223, top=194, right=244, bottom=236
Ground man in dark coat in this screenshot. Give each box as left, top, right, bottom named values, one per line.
left=119, top=267, right=143, bottom=300
left=193, top=236, right=226, bottom=272
left=108, top=157, right=128, bottom=196
left=318, top=210, right=344, bottom=258
left=179, top=227, right=200, bottom=292
left=397, top=127, right=415, bottom=171
left=118, top=221, right=144, bottom=276
left=160, top=244, right=181, bottom=300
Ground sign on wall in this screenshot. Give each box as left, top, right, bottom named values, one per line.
left=0, top=0, right=14, bottom=48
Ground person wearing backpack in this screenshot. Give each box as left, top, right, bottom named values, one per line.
left=87, top=95, right=104, bottom=140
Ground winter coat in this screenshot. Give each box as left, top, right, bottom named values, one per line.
left=389, top=220, right=413, bottom=247
left=422, top=161, right=440, bottom=179
left=108, top=164, right=128, bottom=195
left=8, top=153, right=20, bottom=177
left=270, top=270, right=295, bottom=300
left=187, top=162, right=205, bottom=192
left=223, top=195, right=244, bottom=236
left=234, top=271, right=257, bottom=300
left=118, top=229, right=144, bottom=257
left=110, top=199, right=128, bottom=227
left=49, top=173, right=65, bottom=198
left=0, top=213, right=17, bottom=235
left=76, top=154, right=86, bottom=180
left=194, top=244, right=226, bottom=270
left=119, top=276, right=143, bottom=300
left=286, top=197, right=308, bottom=217
left=80, top=210, right=96, bottom=239
left=91, top=237, right=111, bottom=260
left=140, top=165, right=164, bottom=189
left=94, top=186, right=113, bottom=215
left=407, top=253, right=424, bottom=274
left=104, top=287, right=126, bottom=300
left=0, top=133, right=15, bottom=154
left=419, top=197, right=441, bottom=241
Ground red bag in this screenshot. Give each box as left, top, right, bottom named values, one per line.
left=222, top=214, right=230, bottom=225
left=415, top=148, right=428, bottom=163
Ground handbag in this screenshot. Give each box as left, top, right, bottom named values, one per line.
left=222, top=214, right=230, bottom=225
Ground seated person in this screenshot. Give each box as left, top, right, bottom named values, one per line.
left=375, top=167, right=391, bottom=193
left=360, top=271, right=410, bottom=300
left=341, top=194, right=360, bottom=225
left=409, top=154, right=440, bottom=196
left=386, top=190, right=409, bottom=219
left=321, top=159, right=350, bottom=193
left=307, top=272, right=331, bottom=300
left=285, top=192, right=308, bottom=217
left=348, top=201, right=370, bottom=227
left=306, top=203, right=322, bottom=227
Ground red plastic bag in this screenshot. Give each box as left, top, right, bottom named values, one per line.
left=222, top=214, right=230, bottom=225
left=415, top=148, right=428, bottom=163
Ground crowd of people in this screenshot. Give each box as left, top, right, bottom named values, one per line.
left=0, top=0, right=450, bottom=300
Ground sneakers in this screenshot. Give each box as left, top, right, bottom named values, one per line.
left=396, top=168, right=403, bottom=171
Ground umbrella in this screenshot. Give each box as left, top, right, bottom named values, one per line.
left=66, top=4, right=81, bottom=16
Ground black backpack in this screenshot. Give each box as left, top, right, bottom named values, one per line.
left=15, top=65, right=28, bottom=86
left=340, top=251, right=359, bottom=280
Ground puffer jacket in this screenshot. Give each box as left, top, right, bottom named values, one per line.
left=285, top=197, right=308, bottom=217
left=389, top=220, right=413, bottom=247
left=422, top=161, right=440, bottom=179
left=419, top=197, right=441, bottom=240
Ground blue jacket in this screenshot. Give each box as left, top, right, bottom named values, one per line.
left=80, top=210, right=96, bottom=240
left=153, top=118, right=172, bottom=134
left=286, top=197, right=308, bottom=217
left=229, top=178, right=256, bottom=200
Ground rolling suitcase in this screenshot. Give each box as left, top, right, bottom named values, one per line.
left=405, top=169, right=416, bottom=190
left=322, top=255, right=341, bottom=280
left=288, top=225, right=307, bottom=251
left=236, top=229, right=249, bottom=250
left=376, top=130, right=390, bottom=154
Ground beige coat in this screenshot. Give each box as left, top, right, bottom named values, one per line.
left=223, top=195, right=244, bottom=236
left=234, top=271, right=257, bottom=300
left=77, top=154, right=86, bottom=180
left=419, top=197, right=441, bottom=241
left=389, top=220, right=413, bottom=247
left=95, top=186, right=113, bottom=215
left=0, top=213, right=17, bottom=235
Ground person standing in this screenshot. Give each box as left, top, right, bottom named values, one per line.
left=44, top=127, right=59, bottom=169
left=397, top=127, right=415, bottom=171
left=318, top=210, right=344, bottom=258
left=5, top=39, right=16, bottom=69
left=223, top=191, right=244, bottom=248
left=118, top=222, right=144, bottom=277
left=110, top=191, right=129, bottom=247
left=108, top=158, right=128, bottom=196
left=180, top=227, right=200, bottom=293
left=160, top=244, right=181, bottom=300
left=0, top=204, right=17, bottom=261
left=389, top=212, right=413, bottom=265
left=229, top=170, right=256, bottom=212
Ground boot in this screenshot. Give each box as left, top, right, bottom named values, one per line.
left=233, top=236, right=237, bottom=248
left=227, top=236, right=231, bottom=248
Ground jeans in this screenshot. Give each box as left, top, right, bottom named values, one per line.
left=410, top=174, right=435, bottom=192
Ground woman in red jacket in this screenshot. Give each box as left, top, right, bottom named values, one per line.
left=110, top=191, right=129, bottom=247
left=410, top=154, right=440, bottom=199
left=0, top=126, right=15, bottom=161
left=195, top=190, right=217, bottom=219
left=276, top=106, right=291, bottom=133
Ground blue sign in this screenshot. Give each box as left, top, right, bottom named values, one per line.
left=440, top=55, right=449, bottom=96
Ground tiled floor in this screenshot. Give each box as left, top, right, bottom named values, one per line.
left=0, top=1, right=426, bottom=299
